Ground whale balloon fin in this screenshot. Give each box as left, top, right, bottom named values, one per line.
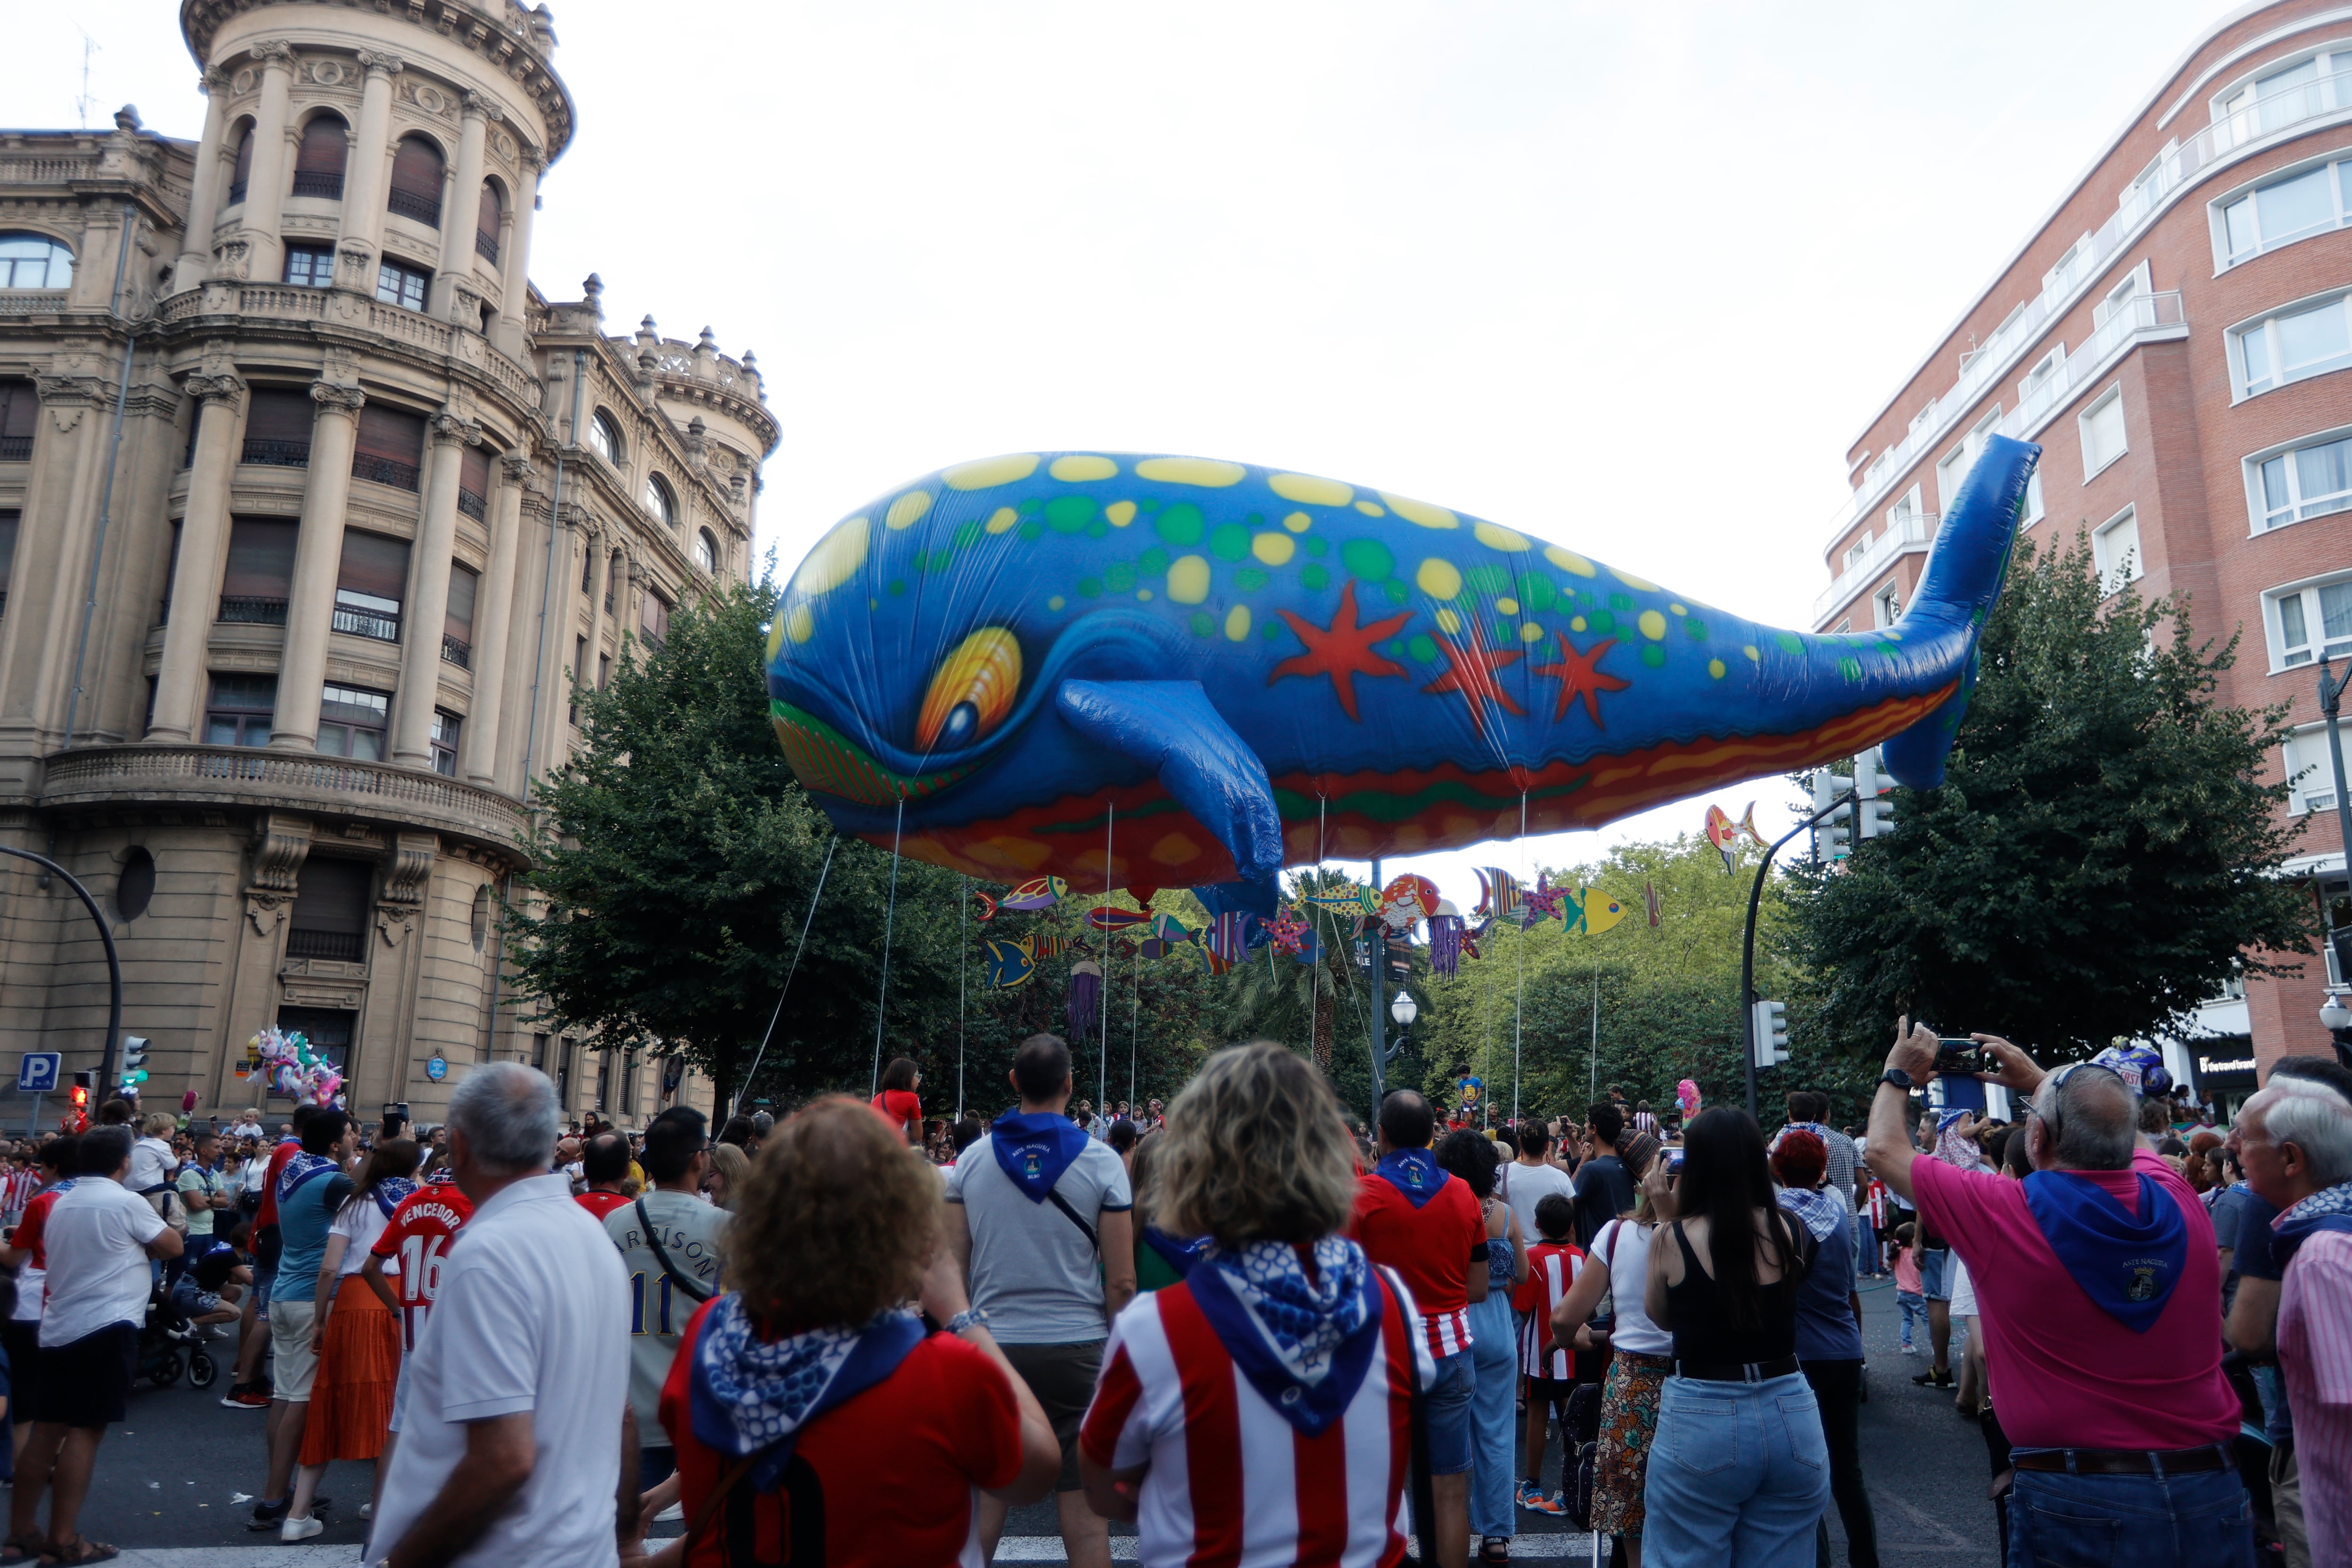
left=1196, top=876, right=1281, bottom=922
left=1880, top=433, right=2041, bottom=790
left=1055, top=679, right=1284, bottom=881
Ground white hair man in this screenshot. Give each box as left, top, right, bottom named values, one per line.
left=2228, top=1075, right=2352, bottom=1566
left=367, top=1063, right=636, bottom=1568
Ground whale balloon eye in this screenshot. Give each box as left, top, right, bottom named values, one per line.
left=917, top=629, right=1022, bottom=751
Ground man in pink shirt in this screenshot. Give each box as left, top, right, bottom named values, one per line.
left=2229, top=1077, right=2352, bottom=1568
left=1864, top=1019, right=2251, bottom=1568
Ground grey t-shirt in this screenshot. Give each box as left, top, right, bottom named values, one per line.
left=946, top=1132, right=1132, bottom=1344
left=1499, top=1159, right=1575, bottom=1257
left=603, top=1190, right=727, bottom=1439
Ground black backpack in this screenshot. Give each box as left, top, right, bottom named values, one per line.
left=1564, top=1381, right=1604, bottom=1528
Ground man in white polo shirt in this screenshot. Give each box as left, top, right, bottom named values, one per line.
left=368, top=1063, right=633, bottom=1568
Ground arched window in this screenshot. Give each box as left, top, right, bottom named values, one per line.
left=228, top=122, right=254, bottom=204
left=388, top=134, right=445, bottom=227
left=694, top=528, right=718, bottom=574
left=0, top=234, right=72, bottom=291
left=588, top=409, right=622, bottom=466
left=115, top=847, right=156, bottom=923
left=475, top=181, right=503, bottom=264
left=644, top=473, right=676, bottom=526
left=291, top=113, right=348, bottom=199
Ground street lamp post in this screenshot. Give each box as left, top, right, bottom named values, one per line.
left=2322, top=991, right=2352, bottom=1069
left=2314, top=658, right=2352, bottom=1058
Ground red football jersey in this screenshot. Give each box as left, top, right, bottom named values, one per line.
left=370, top=1182, right=476, bottom=1353
left=575, top=1189, right=633, bottom=1221
left=1511, top=1240, right=1586, bottom=1380
left=1351, top=1170, right=1486, bottom=1360
left=252, top=1138, right=300, bottom=1231
left=13, top=1184, right=67, bottom=1271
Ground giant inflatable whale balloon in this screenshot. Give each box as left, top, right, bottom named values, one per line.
left=766, top=437, right=2040, bottom=913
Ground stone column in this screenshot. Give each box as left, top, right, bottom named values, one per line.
left=464, top=452, right=529, bottom=787
left=267, top=382, right=366, bottom=751
left=493, top=151, right=540, bottom=357
left=390, top=412, right=477, bottom=767
left=147, top=375, right=246, bottom=741
left=430, top=95, right=491, bottom=322
left=173, top=68, right=232, bottom=292
left=239, top=41, right=297, bottom=286
left=334, top=51, right=402, bottom=294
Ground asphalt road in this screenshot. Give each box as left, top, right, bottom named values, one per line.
left=64, top=1275, right=1999, bottom=1563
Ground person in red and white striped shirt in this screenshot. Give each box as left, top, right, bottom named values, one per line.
left=1080, top=1044, right=1435, bottom=1568
left=1510, top=1194, right=1583, bottom=1515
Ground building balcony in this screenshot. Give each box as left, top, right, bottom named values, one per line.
left=289, top=171, right=343, bottom=200
left=350, top=453, right=420, bottom=492
left=441, top=633, right=470, bottom=669
left=154, top=285, right=542, bottom=408
left=218, top=596, right=289, bottom=626
left=285, top=928, right=364, bottom=963
left=240, top=437, right=310, bottom=469
left=475, top=230, right=499, bottom=264
left=0, top=436, right=30, bottom=461
left=386, top=189, right=441, bottom=227
left=1815, top=512, right=1938, bottom=629
left=457, top=486, right=486, bottom=521
left=0, top=293, right=67, bottom=320
left=1998, top=291, right=2186, bottom=438
left=332, top=604, right=401, bottom=642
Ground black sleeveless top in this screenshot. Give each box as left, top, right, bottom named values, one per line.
left=1663, top=1212, right=1806, bottom=1365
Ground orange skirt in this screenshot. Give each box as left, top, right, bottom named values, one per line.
left=300, top=1272, right=399, bottom=1464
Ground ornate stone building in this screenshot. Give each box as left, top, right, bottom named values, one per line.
left=0, top=0, right=775, bottom=1124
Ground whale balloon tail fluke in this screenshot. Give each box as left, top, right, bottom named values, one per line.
left=1878, top=432, right=2041, bottom=792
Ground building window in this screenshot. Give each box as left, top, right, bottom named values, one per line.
left=374, top=259, right=429, bottom=313
left=352, top=404, right=424, bottom=491
left=115, top=847, right=155, bottom=923
left=475, top=182, right=502, bottom=263
left=430, top=708, right=462, bottom=776
left=2269, top=575, right=2352, bottom=670
left=471, top=882, right=492, bottom=950
left=594, top=1054, right=610, bottom=1114
left=388, top=134, right=445, bottom=227
left=457, top=443, right=491, bottom=521
left=444, top=561, right=478, bottom=668
left=606, top=550, right=622, bottom=612
left=644, top=474, right=676, bottom=526
left=2253, top=430, right=2352, bottom=532
left=2283, top=724, right=2347, bottom=814
left=2217, top=50, right=2352, bottom=138
left=335, top=530, right=411, bottom=641
left=532, top=1033, right=548, bottom=1071
left=2018, top=345, right=2065, bottom=399
left=290, top=113, right=348, bottom=199
left=2219, top=157, right=2352, bottom=267
left=640, top=590, right=669, bottom=647
left=2234, top=292, right=2352, bottom=398
left=556, top=1037, right=574, bottom=1107
left=0, top=510, right=17, bottom=619
left=283, top=244, right=334, bottom=289
left=581, top=547, right=594, bottom=595
left=0, top=379, right=37, bottom=462
left=588, top=410, right=622, bottom=467
left=693, top=528, right=718, bottom=575
left=318, top=684, right=392, bottom=762
left=286, top=860, right=372, bottom=964
left=274, top=1008, right=356, bottom=1081
left=0, top=232, right=74, bottom=291
left=2022, top=469, right=2046, bottom=526
left=622, top=1050, right=638, bottom=1116
left=1871, top=582, right=1901, bottom=629
left=204, top=673, right=276, bottom=747
left=227, top=124, right=253, bottom=204
left=219, top=517, right=298, bottom=624
left=1936, top=408, right=2002, bottom=513
left=240, top=387, right=314, bottom=467
left=2093, top=506, right=2141, bottom=596
left=597, top=652, right=611, bottom=691
left=2079, top=389, right=2127, bottom=479
left=571, top=637, right=587, bottom=725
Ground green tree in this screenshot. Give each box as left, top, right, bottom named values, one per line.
left=1783, top=531, right=2317, bottom=1059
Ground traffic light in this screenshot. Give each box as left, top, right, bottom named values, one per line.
left=120, top=1036, right=150, bottom=1089
left=1750, top=999, right=1790, bottom=1067
left=69, top=1071, right=91, bottom=1111
left=1812, top=769, right=1853, bottom=861
left=1854, top=747, right=1898, bottom=840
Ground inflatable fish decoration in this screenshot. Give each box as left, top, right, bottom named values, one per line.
left=1000, top=876, right=1068, bottom=911
left=982, top=937, right=1035, bottom=990
left=767, top=441, right=2040, bottom=911
left=1562, top=887, right=1629, bottom=937
left=1703, top=801, right=1764, bottom=873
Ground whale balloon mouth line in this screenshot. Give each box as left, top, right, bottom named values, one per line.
left=770, top=700, right=984, bottom=806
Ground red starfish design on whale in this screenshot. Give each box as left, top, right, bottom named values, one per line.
left=1271, top=580, right=1412, bottom=722
left=1532, top=632, right=1632, bottom=726
left=1422, top=630, right=1525, bottom=740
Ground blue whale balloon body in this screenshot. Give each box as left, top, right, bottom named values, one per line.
left=765, top=439, right=2040, bottom=911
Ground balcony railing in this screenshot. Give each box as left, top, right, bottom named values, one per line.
left=350, top=453, right=420, bottom=491
left=386, top=188, right=441, bottom=227
left=155, top=286, right=542, bottom=406
left=457, top=486, right=486, bottom=521
left=240, top=437, right=310, bottom=469
left=285, top=928, right=365, bottom=963
left=1830, top=69, right=2352, bottom=541
left=441, top=633, right=471, bottom=669
left=1998, top=291, right=2186, bottom=439
left=289, top=170, right=344, bottom=199
left=333, top=605, right=401, bottom=642
left=475, top=230, right=499, bottom=263
left=1815, top=512, right=1938, bottom=627
left=217, top=596, right=289, bottom=626
left=0, top=436, right=30, bottom=462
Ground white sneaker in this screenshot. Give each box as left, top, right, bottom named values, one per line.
left=281, top=1513, right=324, bottom=1542
left=359, top=1503, right=373, bottom=1520
left=1899, top=1344, right=1917, bottom=1355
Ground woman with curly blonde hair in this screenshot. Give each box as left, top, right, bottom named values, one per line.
left=644, top=1098, right=1057, bottom=1568
left=1078, top=1043, right=1435, bottom=1567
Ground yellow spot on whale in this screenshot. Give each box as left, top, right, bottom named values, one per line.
left=1354, top=501, right=1386, bottom=516
left=942, top=454, right=1040, bottom=490
left=1571, top=615, right=1588, bottom=632
left=1742, top=644, right=1761, bottom=661
left=1519, top=622, right=1544, bottom=643
left=1136, top=456, right=1245, bottom=487
left=1613, top=567, right=1661, bottom=591
left=1639, top=610, right=1667, bottom=640
left=792, top=516, right=869, bottom=597
left=1150, top=831, right=1202, bottom=866
left=1708, top=658, right=1726, bottom=679
left=1282, top=511, right=1312, bottom=533
left=1167, top=555, right=1210, bottom=604
left=1048, top=596, right=1065, bottom=611
left=1049, top=454, right=1118, bottom=482
left=1495, top=597, right=1519, bottom=616
left=1224, top=605, right=1252, bottom=641
left=1136, top=589, right=1152, bottom=601
left=1104, top=501, right=1136, bottom=527
left=1252, top=533, right=1295, bottom=566
left=1544, top=545, right=1597, bottom=577
left=1269, top=472, right=1353, bottom=506
left=1473, top=521, right=1530, bottom=552
left=1383, top=492, right=1458, bottom=529
left=785, top=604, right=814, bottom=644
left=765, top=615, right=788, bottom=661
left=985, top=507, right=1019, bottom=534
left=884, top=490, right=932, bottom=531
left=1416, top=558, right=1462, bottom=599
left=1436, top=607, right=1462, bottom=634
left=1669, top=603, right=1687, bottom=616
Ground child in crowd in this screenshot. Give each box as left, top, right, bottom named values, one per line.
left=1888, top=1221, right=1925, bottom=1353
left=1512, top=1193, right=1586, bottom=1516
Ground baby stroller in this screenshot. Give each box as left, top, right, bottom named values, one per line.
left=135, top=1281, right=217, bottom=1390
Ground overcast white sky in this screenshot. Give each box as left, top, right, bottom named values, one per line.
left=7, top=0, right=2229, bottom=900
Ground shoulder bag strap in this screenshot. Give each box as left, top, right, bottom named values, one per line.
left=1045, top=1187, right=1099, bottom=1252
left=634, top=1196, right=714, bottom=1305
left=677, top=1453, right=760, bottom=1559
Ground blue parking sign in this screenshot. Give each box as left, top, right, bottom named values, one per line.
left=16, top=1053, right=59, bottom=1094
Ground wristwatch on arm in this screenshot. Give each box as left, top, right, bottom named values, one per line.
left=1878, top=1068, right=1913, bottom=1092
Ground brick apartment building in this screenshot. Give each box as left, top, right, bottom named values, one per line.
left=1813, top=0, right=2352, bottom=1092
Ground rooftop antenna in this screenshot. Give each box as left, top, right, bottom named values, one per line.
left=74, top=31, right=101, bottom=130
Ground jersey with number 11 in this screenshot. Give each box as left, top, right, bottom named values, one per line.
left=370, top=1181, right=475, bottom=1353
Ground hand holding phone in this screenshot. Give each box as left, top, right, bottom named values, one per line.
left=1933, top=1039, right=1996, bottom=1076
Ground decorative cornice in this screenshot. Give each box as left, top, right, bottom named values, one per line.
left=310, top=381, right=366, bottom=415
left=461, top=90, right=498, bottom=122
left=201, top=67, right=230, bottom=94
left=250, top=39, right=296, bottom=67
left=431, top=411, right=481, bottom=448
left=245, top=810, right=312, bottom=935
left=355, top=50, right=406, bottom=79
left=35, top=374, right=108, bottom=408
left=501, top=451, right=534, bottom=482
left=183, top=372, right=244, bottom=406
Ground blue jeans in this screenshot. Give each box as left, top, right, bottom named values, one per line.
left=1642, top=1372, right=1830, bottom=1568
left=1424, top=1347, right=1475, bottom=1476
left=1467, top=1290, right=1518, bottom=1538
left=1854, top=1213, right=1877, bottom=1273
left=1897, top=1290, right=1925, bottom=1346
left=2005, top=1454, right=2254, bottom=1568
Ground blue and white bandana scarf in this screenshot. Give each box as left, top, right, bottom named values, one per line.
left=371, top=1176, right=418, bottom=1220
left=1777, top=1185, right=1846, bottom=1242
left=687, top=1295, right=925, bottom=1489
left=275, top=1150, right=337, bottom=1205
left=2023, top=1170, right=2185, bottom=1333
left=1374, top=1149, right=1446, bottom=1208
left=2273, top=1178, right=2352, bottom=1267
left=1188, top=1237, right=1383, bottom=1436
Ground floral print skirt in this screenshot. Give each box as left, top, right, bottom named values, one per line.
left=1591, top=1349, right=1672, bottom=1536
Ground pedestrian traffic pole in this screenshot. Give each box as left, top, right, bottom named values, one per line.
left=1740, top=787, right=1854, bottom=1122
left=0, top=845, right=121, bottom=1096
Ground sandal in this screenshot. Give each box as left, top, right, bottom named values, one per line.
left=40, top=1539, right=119, bottom=1566
left=1478, top=1537, right=1513, bottom=1564
left=0, top=1536, right=43, bottom=1567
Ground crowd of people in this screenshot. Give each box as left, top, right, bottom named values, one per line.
left=0, top=1026, right=2343, bottom=1568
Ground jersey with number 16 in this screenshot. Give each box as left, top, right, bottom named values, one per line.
left=369, top=1181, right=476, bottom=1353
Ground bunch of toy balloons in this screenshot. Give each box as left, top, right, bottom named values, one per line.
left=251, top=1027, right=343, bottom=1106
